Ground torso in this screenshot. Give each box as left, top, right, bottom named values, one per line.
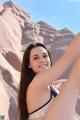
left=27, top=85, right=59, bottom=120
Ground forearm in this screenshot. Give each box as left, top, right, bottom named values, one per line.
left=64, top=34, right=80, bottom=60
left=52, top=34, right=80, bottom=80
left=68, top=57, right=80, bottom=89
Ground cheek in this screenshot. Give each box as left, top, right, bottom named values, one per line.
left=29, top=60, right=38, bottom=69
left=29, top=59, right=34, bottom=68
left=30, top=63, right=39, bottom=73
left=47, top=58, right=51, bottom=64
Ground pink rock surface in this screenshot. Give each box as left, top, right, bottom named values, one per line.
left=0, top=1, right=80, bottom=120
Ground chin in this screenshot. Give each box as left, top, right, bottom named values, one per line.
left=35, top=67, right=50, bottom=73
left=39, top=68, right=49, bottom=72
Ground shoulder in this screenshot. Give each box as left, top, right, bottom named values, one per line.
left=28, top=73, right=48, bottom=92
left=27, top=76, right=48, bottom=97
left=26, top=77, right=50, bottom=113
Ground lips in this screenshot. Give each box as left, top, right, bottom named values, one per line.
left=38, top=63, right=48, bottom=68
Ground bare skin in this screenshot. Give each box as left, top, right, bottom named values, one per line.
left=45, top=58, right=80, bottom=120
left=27, top=35, right=80, bottom=120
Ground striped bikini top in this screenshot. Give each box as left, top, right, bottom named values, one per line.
left=28, top=85, right=59, bottom=120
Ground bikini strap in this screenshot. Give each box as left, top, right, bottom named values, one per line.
left=28, top=86, right=53, bottom=115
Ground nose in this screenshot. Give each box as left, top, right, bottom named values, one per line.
left=39, top=57, right=46, bottom=63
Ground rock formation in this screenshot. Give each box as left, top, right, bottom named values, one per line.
left=0, top=1, right=80, bottom=120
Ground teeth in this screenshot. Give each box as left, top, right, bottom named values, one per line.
left=39, top=64, right=47, bottom=68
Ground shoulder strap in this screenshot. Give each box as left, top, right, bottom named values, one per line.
left=50, top=85, right=60, bottom=97
left=28, top=87, right=53, bottom=115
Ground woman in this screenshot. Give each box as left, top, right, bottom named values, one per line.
left=18, top=34, right=80, bottom=120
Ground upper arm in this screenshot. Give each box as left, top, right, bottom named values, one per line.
left=30, top=35, right=80, bottom=90
left=32, top=54, right=73, bottom=90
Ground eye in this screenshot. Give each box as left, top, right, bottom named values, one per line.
left=43, top=54, right=48, bottom=58
left=33, top=56, right=39, bottom=60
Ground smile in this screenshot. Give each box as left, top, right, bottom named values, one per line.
left=39, top=64, right=48, bottom=68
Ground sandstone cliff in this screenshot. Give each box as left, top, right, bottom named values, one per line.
left=0, top=1, right=80, bottom=120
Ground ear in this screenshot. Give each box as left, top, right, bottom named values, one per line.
left=29, top=64, right=31, bottom=68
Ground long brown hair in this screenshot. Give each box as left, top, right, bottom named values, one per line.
left=18, top=43, right=52, bottom=120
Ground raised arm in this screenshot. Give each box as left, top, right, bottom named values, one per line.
left=32, top=34, right=80, bottom=89
left=44, top=53, right=80, bottom=120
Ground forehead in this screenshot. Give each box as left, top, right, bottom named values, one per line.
left=30, top=46, right=48, bottom=56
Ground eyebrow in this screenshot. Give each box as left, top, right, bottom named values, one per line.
left=32, top=54, right=38, bottom=57
left=32, top=52, right=48, bottom=57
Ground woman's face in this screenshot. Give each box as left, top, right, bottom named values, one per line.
left=29, top=46, right=51, bottom=74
